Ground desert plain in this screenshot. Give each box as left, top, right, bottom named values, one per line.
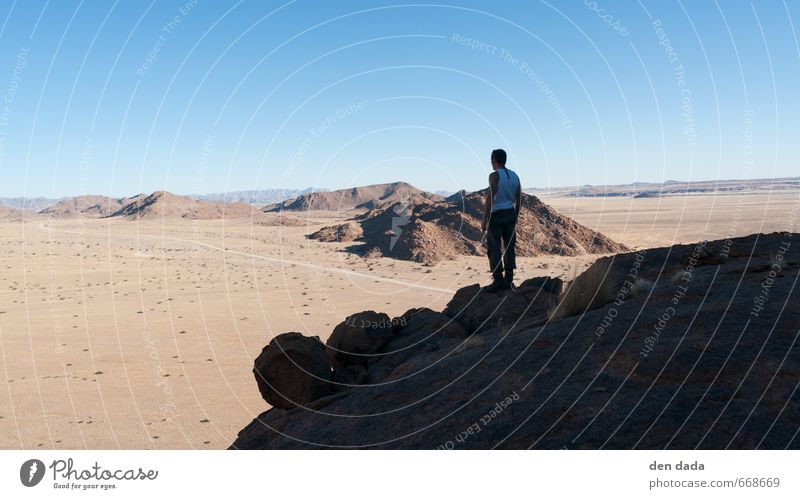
left=0, top=189, right=797, bottom=449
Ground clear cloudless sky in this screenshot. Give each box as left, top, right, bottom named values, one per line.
left=0, top=0, right=797, bottom=198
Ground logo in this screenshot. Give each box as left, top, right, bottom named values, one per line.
left=390, top=195, right=412, bottom=251
left=20, top=459, right=45, bottom=487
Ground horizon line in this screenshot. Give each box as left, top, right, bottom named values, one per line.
left=1, top=175, right=799, bottom=200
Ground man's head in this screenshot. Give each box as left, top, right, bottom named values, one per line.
left=490, top=149, right=507, bottom=170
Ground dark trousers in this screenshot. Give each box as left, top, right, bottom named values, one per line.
left=487, top=208, right=517, bottom=275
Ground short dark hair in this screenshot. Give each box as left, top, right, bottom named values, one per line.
left=491, top=149, right=507, bottom=166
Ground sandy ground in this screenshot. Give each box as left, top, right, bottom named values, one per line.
left=0, top=192, right=796, bottom=449
left=0, top=213, right=591, bottom=450
left=540, top=191, right=799, bottom=249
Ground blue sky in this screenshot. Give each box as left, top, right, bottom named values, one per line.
left=0, top=0, right=797, bottom=197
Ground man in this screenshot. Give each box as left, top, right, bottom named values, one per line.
left=481, top=149, right=521, bottom=292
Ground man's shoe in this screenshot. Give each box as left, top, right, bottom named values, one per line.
left=484, top=273, right=508, bottom=293
left=504, top=270, right=514, bottom=289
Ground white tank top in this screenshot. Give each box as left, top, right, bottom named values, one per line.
left=492, top=168, right=520, bottom=212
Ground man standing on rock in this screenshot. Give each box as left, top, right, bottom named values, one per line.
left=481, top=149, right=522, bottom=292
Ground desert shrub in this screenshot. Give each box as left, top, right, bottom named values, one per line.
left=454, top=334, right=485, bottom=354
left=549, top=257, right=617, bottom=320
left=630, top=278, right=654, bottom=297
left=671, top=267, right=689, bottom=284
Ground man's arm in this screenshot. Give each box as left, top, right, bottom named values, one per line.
left=482, top=172, right=498, bottom=232
left=515, top=183, right=522, bottom=214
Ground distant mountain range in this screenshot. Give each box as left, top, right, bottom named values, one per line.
left=2, top=176, right=798, bottom=218
left=187, top=188, right=323, bottom=206
left=525, top=176, right=800, bottom=198
left=0, top=188, right=323, bottom=213
left=0, top=197, right=64, bottom=212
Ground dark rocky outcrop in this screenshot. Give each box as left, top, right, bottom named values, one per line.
left=252, top=333, right=332, bottom=409
left=325, top=311, right=398, bottom=369
left=233, top=233, right=800, bottom=449
left=308, top=222, right=363, bottom=243
left=366, top=308, right=470, bottom=384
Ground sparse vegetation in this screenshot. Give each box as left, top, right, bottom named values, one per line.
left=769, top=253, right=783, bottom=271
left=630, top=278, right=654, bottom=297
left=549, top=258, right=617, bottom=320
left=671, top=267, right=689, bottom=284
left=455, top=334, right=485, bottom=353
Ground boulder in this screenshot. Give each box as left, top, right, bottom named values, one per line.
left=308, top=222, right=363, bottom=243
left=441, top=278, right=563, bottom=333
left=363, top=308, right=466, bottom=383
left=397, top=307, right=470, bottom=339
left=515, top=276, right=564, bottom=296
left=326, top=311, right=397, bottom=369
left=332, top=364, right=369, bottom=385
left=253, top=332, right=332, bottom=409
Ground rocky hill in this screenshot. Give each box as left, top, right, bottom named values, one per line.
left=309, top=190, right=626, bottom=263
left=231, top=232, right=800, bottom=449
left=264, top=182, right=442, bottom=213
left=40, top=194, right=142, bottom=218
left=109, top=191, right=257, bottom=219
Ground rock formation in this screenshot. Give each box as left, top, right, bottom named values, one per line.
left=264, top=182, right=443, bottom=213
left=232, top=232, right=800, bottom=449
left=109, top=191, right=256, bottom=219
left=39, top=194, right=142, bottom=218
left=325, top=311, right=398, bottom=369
left=308, top=222, right=363, bottom=242
left=39, top=191, right=257, bottom=220
left=252, top=333, right=332, bottom=409
left=310, top=189, right=627, bottom=263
